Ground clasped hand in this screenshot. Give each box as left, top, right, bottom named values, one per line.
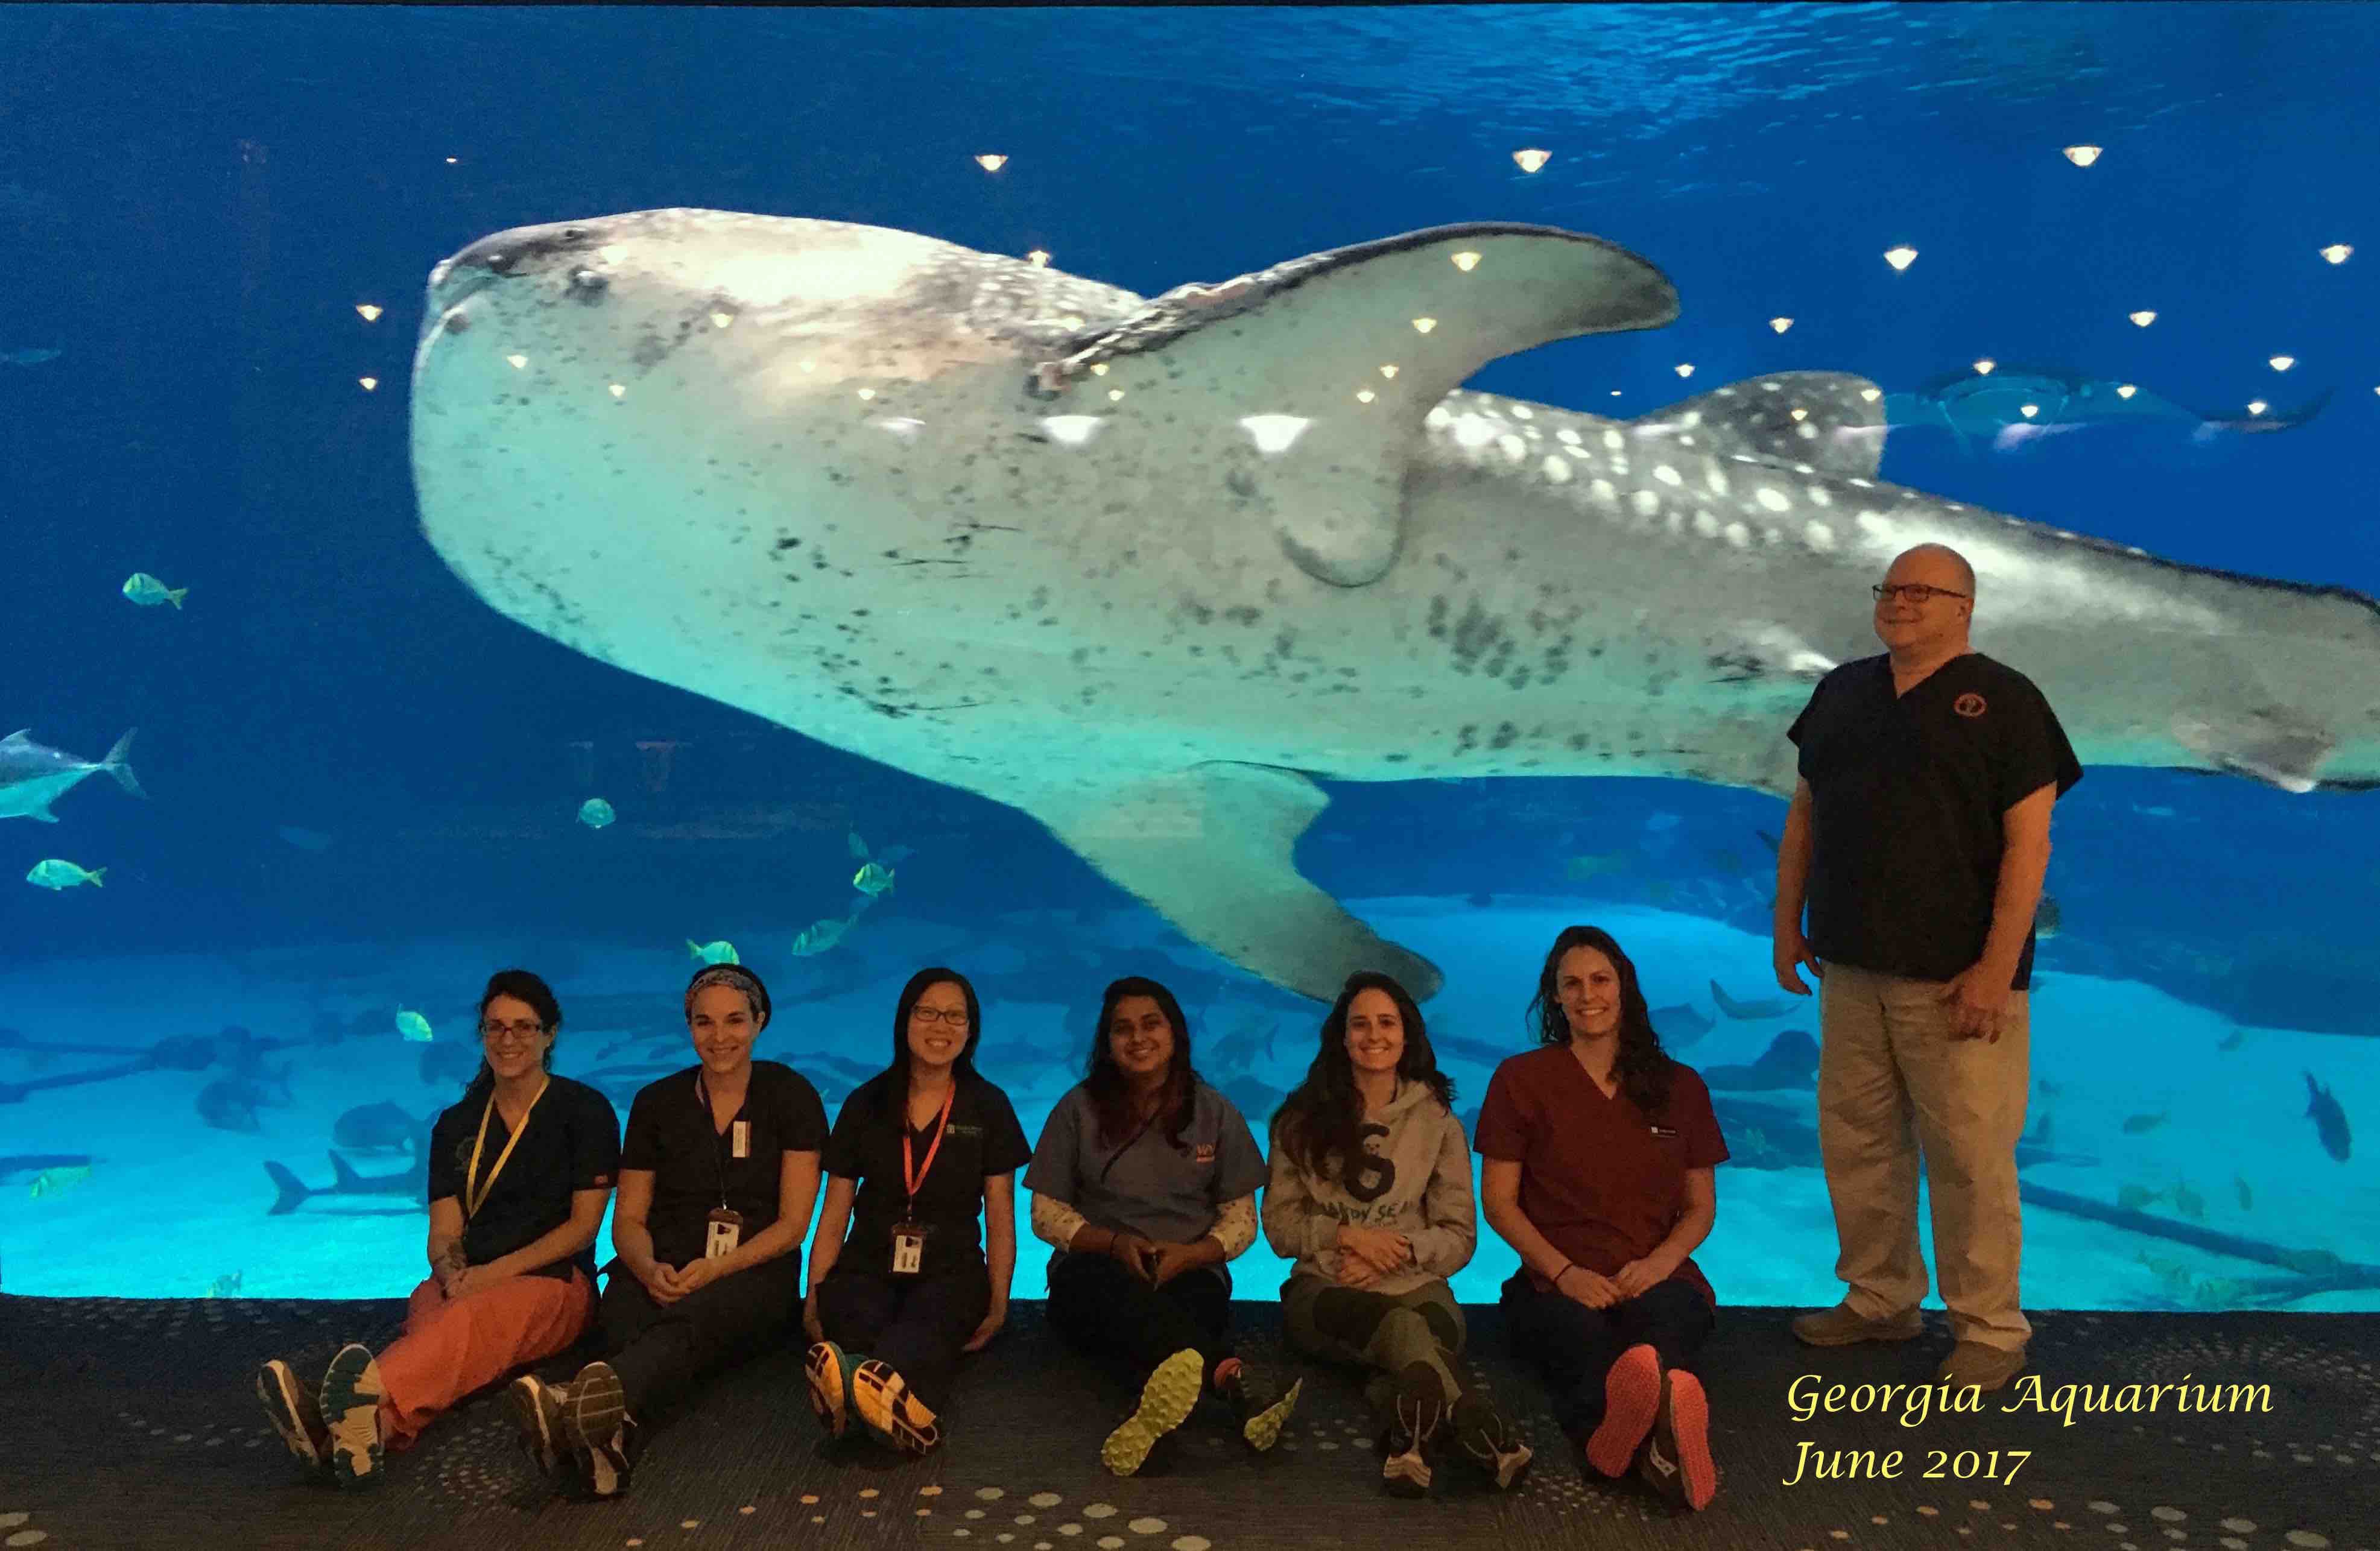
left=1334, top=1224, right=1412, bottom=1287
left=1937, top=962, right=2008, bottom=1042
left=639, top=1255, right=726, bottom=1306
left=1108, top=1233, right=1208, bottom=1288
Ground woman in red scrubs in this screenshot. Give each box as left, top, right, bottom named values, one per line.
left=1475, top=926, right=1728, bottom=1512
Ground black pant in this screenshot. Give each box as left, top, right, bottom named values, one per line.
left=598, top=1252, right=802, bottom=1420
left=1046, top=1252, right=1233, bottom=1389
left=814, top=1262, right=990, bottom=1413
left=1500, top=1272, right=1715, bottom=1436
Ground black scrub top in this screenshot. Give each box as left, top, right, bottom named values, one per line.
left=428, top=1075, right=620, bottom=1281
left=822, top=1070, right=1032, bottom=1278
left=1788, top=651, right=2083, bottom=988
left=621, top=1061, right=830, bottom=1268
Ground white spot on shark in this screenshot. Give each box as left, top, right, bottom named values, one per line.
left=1807, top=486, right=1832, bottom=507
left=1694, top=510, right=1721, bottom=538
left=1654, top=464, right=1682, bottom=486
left=1452, top=414, right=1496, bottom=450
left=1589, top=478, right=1618, bottom=505
left=1556, top=428, right=1581, bottom=446
left=1757, top=487, right=1791, bottom=513
left=1724, top=520, right=1751, bottom=548
left=1705, top=468, right=1730, bottom=496
left=1632, top=490, right=1662, bottom=518
left=1805, top=521, right=1837, bottom=551
left=1603, top=428, right=1625, bottom=452
left=1496, top=433, right=1527, bottom=461
left=1542, top=455, right=1572, bottom=484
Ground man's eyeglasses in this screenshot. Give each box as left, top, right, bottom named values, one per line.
left=1872, top=583, right=1970, bottom=604
left=481, top=1019, right=546, bottom=1043
left=911, top=1006, right=970, bottom=1027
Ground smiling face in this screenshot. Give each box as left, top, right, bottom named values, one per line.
left=1872, top=546, right=1974, bottom=659
left=907, top=979, right=972, bottom=1072
left=1106, top=994, right=1177, bottom=1085
left=1342, top=987, right=1407, bottom=1078
left=688, top=982, right=764, bottom=1076
left=1555, top=945, right=1622, bottom=1041
left=479, top=993, right=554, bottom=1082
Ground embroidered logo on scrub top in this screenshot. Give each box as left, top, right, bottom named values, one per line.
left=1193, top=1143, right=1217, bottom=1164
left=1954, top=692, right=1987, bottom=718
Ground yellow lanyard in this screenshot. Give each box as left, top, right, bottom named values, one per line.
left=464, top=1076, right=550, bottom=1220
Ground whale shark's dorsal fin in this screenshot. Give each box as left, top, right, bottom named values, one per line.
left=1630, top=372, right=1887, bottom=481
left=1, top=730, right=29, bottom=745
left=1028, top=223, right=1677, bottom=587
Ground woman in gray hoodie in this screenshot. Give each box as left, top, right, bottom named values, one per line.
left=1262, top=971, right=1533, bottom=1497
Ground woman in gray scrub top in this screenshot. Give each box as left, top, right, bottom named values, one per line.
left=1025, top=976, right=1302, bottom=1477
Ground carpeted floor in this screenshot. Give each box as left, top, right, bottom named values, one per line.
left=1, top=1295, right=2373, bottom=1551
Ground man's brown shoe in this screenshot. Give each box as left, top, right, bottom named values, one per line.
left=1791, top=1303, right=1925, bottom=1347
left=1938, top=1342, right=2027, bottom=1393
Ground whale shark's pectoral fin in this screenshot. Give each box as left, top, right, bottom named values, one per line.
left=1026, top=762, right=1442, bottom=1002
left=1030, top=223, right=1677, bottom=588
left=1633, top=372, right=1889, bottom=480
left=2173, top=715, right=2332, bottom=794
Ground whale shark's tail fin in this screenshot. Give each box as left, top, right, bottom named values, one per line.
left=1025, top=763, right=1442, bottom=1003
left=2194, top=387, right=2334, bottom=438
left=262, top=1160, right=312, bottom=1215
left=101, top=728, right=145, bottom=798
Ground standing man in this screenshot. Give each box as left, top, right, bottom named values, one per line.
left=1770, top=543, right=2081, bottom=1393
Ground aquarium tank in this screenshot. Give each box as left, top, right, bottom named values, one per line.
left=2, top=3, right=2373, bottom=1316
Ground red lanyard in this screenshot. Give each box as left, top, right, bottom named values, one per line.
left=901, top=1083, right=957, bottom=1210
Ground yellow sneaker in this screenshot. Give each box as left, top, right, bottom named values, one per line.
left=1101, top=1348, right=1204, bottom=1477
left=851, top=1359, right=941, bottom=1455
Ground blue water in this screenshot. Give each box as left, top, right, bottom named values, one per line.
left=1, top=4, right=2373, bottom=1310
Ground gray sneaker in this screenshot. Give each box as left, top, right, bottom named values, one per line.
left=1791, top=1303, right=1924, bottom=1347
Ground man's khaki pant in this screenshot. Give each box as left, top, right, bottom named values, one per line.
left=1816, top=961, right=2031, bottom=1353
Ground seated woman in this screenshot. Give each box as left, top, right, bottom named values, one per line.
left=802, top=967, right=1031, bottom=1456
left=1476, top=925, right=1728, bottom=1512
left=1027, top=975, right=1302, bottom=1477
left=257, top=969, right=619, bottom=1488
left=509, top=963, right=826, bottom=1498
left=1262, top=971, right=1531, bottom=1499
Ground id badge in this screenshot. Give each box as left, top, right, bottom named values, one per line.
left=731, top=1120, right=750, bottom=1159
left=890, top=1221, right=925, bottom=1275
left=705, top=1207, right=744, bottom=1260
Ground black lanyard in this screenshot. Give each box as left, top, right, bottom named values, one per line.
left=693, top=1072, right=738, bottom=1211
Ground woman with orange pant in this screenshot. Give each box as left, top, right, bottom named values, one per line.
left=256, top=969, right=620, bottom=1486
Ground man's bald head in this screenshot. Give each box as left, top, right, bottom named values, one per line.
left=1887, top=543, right=1976, bottom=602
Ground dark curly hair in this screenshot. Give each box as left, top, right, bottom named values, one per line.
left=464, top=967, right=562, bottom=1093
left=1271, top=970, right=1455, bottom=1183
left=1524, top=924, right=1676, bottom=1114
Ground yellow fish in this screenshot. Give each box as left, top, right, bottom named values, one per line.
left=852, top=861, right=896, bottom=897
left=396, top=1009, right=434, bottom=1043
left=28, top=1164, right=92, bottom=1198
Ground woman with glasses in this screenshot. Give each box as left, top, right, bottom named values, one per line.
left=256, top=969, right=619, bottom=1488
left=1025, top=976, right=1300, bottom=1477
left=1264, top=971, right=1533, bottom=1499
left=1476, top=926, right=1729, bottom=1512
left=802, top=967, right=1031, bottom=1456
left=509, top=964, right=826, bottom=1499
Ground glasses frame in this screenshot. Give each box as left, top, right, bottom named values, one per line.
left=909, top=1006, right=971, bottom=1027
left=1871, top=583, right=1971, bottom=604
left=479, top=1019, right=548, bottom=1044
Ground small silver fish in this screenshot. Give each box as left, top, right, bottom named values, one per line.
left=26, top=858, right=105, bottom=889
left=687, top=939, right=740, bottom=965
left=578, top=797, right=616, bottom=829
left=121, top=572, right=188, bottom=610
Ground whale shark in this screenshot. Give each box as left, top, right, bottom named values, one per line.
left=408, top=212, right=2380, bottom=1000
left=1885, top=368, right=2333, bottom=453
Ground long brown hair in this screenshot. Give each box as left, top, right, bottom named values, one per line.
left=1525, top=924, right=1676, bottom=1114
left=1081, top=976, right=1199, bottom=1150
left=1271, top=971, right=1455, bottom=1183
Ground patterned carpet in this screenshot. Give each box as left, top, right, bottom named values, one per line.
left=1, top=1295, right=2373, bottom=1551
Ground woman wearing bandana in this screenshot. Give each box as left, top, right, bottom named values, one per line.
left=256, top=970, right=619, bottom=1488
left=509, top=964, right=826, bottom=1499
left=802, top=967, right=1031, bottom=1456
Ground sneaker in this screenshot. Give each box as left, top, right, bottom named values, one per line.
left=507, top=1374, right=571, bottom=1491
left=317, top=1342, right=385, bottom=1489
left=1227, top=1369, right=1303, bottom=1453
left=1101, top=1348, right=1203, bottom=1477
left=559, top=1360, right=627, bottom=1453
left=805, top=1341, right=853, bottom=1439
left=256, top=1359, right=329, bottom=1472
left=1791, top=1302, right=1924, bottom=1347
left=1636, top=1369, right=1717, bottom=1512
left=1583, top=1342, right=1662, bottom=1479
left=1451, top=1394, right=1534, bottom=1491
left=850, top=1359, right=942, bottom=1456
left=1937, top=1341, right=2027, bottom=1394
left=585, top=1420, right=636, bottom=1499
left=1379, top=1364, right=1444, bottom=1498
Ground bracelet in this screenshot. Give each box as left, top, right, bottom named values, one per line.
left=1551, top=1261, right=1575, bottom=1286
